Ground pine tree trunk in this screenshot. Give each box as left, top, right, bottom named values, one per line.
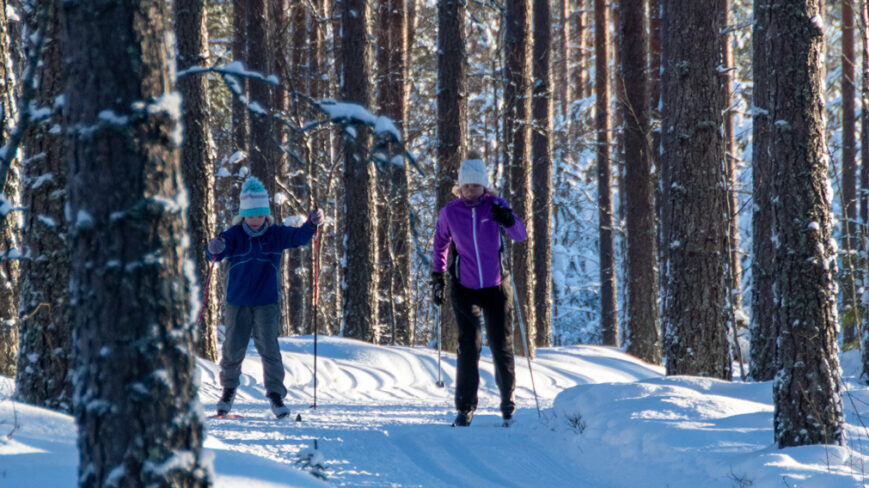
left=0, top=0, right=19, bottom=378
left=661, top=0, right=730, bottom=379
left=436, top=0, right=466, bottom=353
left=750, top=0, right=779, bottom=382
left=532, top=0, right=553, bottom=348
left=841, top=0, right=859, bottom=346
left=231, top=0, right=248, bottom=157
left=377, top=0, right=413, bottom=345
left=594, top=0, right=617, bottom=347
left=177, top=0, right=218, bottom=361
left=860, top=0, right=869, bottom=384
left=341, top=0, right=379, bottom=342
left=720, top=0, right=744, bottom=350
left=17, top=0, right=73, bottom=410
left=620, top=0, right=660, bottom=364
left=755, top=0, right=845, bottom=448
left=504, top=0, right=536, bottom=357
left=286, top=1, right=309, bottom=336
left=61, top=0, right=209, bottom=484
left=247, top=0, right=275, bottom=195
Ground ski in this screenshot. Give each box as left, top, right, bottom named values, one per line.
left=208, top=414, right=243, bottom=420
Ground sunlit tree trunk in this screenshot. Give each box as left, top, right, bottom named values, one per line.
left=661, top=0, right=730, bottom=379
left=754, top=0, right=845, bottom=449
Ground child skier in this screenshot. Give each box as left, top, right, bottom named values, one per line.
left=431, top=152, right=527, bottom=426
left=207, top=176, right=324, bottom=418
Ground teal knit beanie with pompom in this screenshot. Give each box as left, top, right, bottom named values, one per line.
left=239, top=176, right=270, bottom=217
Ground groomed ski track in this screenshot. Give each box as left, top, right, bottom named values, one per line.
left=199, top=335, right=662, bottom=487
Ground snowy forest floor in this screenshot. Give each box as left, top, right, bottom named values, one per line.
left=3, top=335, right=869, bottom=487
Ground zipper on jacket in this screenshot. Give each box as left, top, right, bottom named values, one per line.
left=472, top=207, right=484, bottom=288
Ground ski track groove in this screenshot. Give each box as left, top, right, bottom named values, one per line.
left=199, top=337, right=645, bottom=487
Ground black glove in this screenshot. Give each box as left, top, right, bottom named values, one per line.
left=491, top=200, right=515, bottom=227
left=431, top=272, right=445, bottom=305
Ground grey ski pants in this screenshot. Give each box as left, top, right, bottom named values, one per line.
left=220, top=303, right=287, bottom=397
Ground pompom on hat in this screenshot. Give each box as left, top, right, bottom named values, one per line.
left=239, top=176, right=270, bottom=217
left=458, top=154, right=489, bottom=188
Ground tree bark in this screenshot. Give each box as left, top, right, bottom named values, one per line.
left=755, top=0, right=845, bottom=448
left=660, top=0, right=730, bottom=379
left=377, top=0, right=413, bottom=345
left=594, top=0, right=617, bottom=347
left=532, top=0, right=553, bottom=348
left=61, top=0, right=209, bottom=484
left=16, top=0, right=73, bottom=410
left=341, top=0, right=379, bottom=342
left=177, top=0, right=218, bottom=361
left=436, top=0, right=466, bottom=353
left=841, top=0, right=859, bottom=346
left=504, top=0, right=536, bottom=357
left=0, top=0, right=19, bottom=378
left=620, top=0, right=660, bottom=364
left=750, top=0, right=778, bottom=382
left=247, top=0, right=275, bottom=196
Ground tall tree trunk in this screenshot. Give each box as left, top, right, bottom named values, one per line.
left=436, top=0, right=466, bottom=353
left=532, top=0, right=553, bottom=348
left=504, top=0, right=536, bottom=357
left=720, top=0, right=744, bottom=355
left=755, top=0, right=845, bottom=449
left=860, top=0, right=869, bottom=384
left=17, top=0, right=73, bottom=410
left=375, top=0, right=394, bottom=342
left=231, top=0, right=248, bottom=158
left=341, top=0, right=379, bottom=342
left=377, top=0, right=413, bottom=345
left=661, top=0, right=730, bottom=379
left=286, top=0, right=308, bottom=336
left=594, top=0, right=617, bottom=346
left=650, top=0, right=663, bottom=269
left=0, top=0, right=19, bottom=378
left=61, top=0, right=209, bottom=485
left=177, top=0, right=218, bottom=361
left=750, top=0, right=778, bottom=382
left=842, top=0, right=859, bottom=346
left=247, top=0, right=275, bottom=195
left=620, top=0, right=660, bottom=364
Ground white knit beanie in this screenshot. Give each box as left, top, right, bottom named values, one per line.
left=239, top=176, right=270, bottom=217
left=458, top=158, right=489, bottom=187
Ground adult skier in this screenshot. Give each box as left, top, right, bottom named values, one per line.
left=207, top=176, right=324, bottom=418
left=431, top=152, right=527, bottom=426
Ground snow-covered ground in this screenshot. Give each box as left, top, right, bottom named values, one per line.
left=2, top=335, right=869, bottom=487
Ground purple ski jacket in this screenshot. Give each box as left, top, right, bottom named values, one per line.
left=432, top=193, right=527, bottom=289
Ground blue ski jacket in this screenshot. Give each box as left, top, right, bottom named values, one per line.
left=207, top=222, right=316, bottom=306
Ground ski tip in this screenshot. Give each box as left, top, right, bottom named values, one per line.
left=295, top=413, right=303, bottom=422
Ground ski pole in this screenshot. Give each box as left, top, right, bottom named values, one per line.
left=195, top=255, right=218, bottom=330
left=310, top=227, right=321, bottom=409
left=434, top=303, right=445, bottom=388
left=501, top=230, right=541, bottom=418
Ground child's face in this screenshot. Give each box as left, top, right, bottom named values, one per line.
left=461, top=183, right=485, bottom=201
left=244, top=215, right=266, bottom=230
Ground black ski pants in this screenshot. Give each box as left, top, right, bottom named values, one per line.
left=451, top=279, right=516, bottom=416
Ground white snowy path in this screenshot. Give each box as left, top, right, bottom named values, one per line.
left=199, top=336, right=661, bottom=487
left=4, top=335, right=869, bottom=487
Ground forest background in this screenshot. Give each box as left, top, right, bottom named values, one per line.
left=0, top=0, right=865, bottom=485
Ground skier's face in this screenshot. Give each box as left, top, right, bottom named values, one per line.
left=461, top=183, right=485, bottom=201
left=244, top=215, right=266, bottom=230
